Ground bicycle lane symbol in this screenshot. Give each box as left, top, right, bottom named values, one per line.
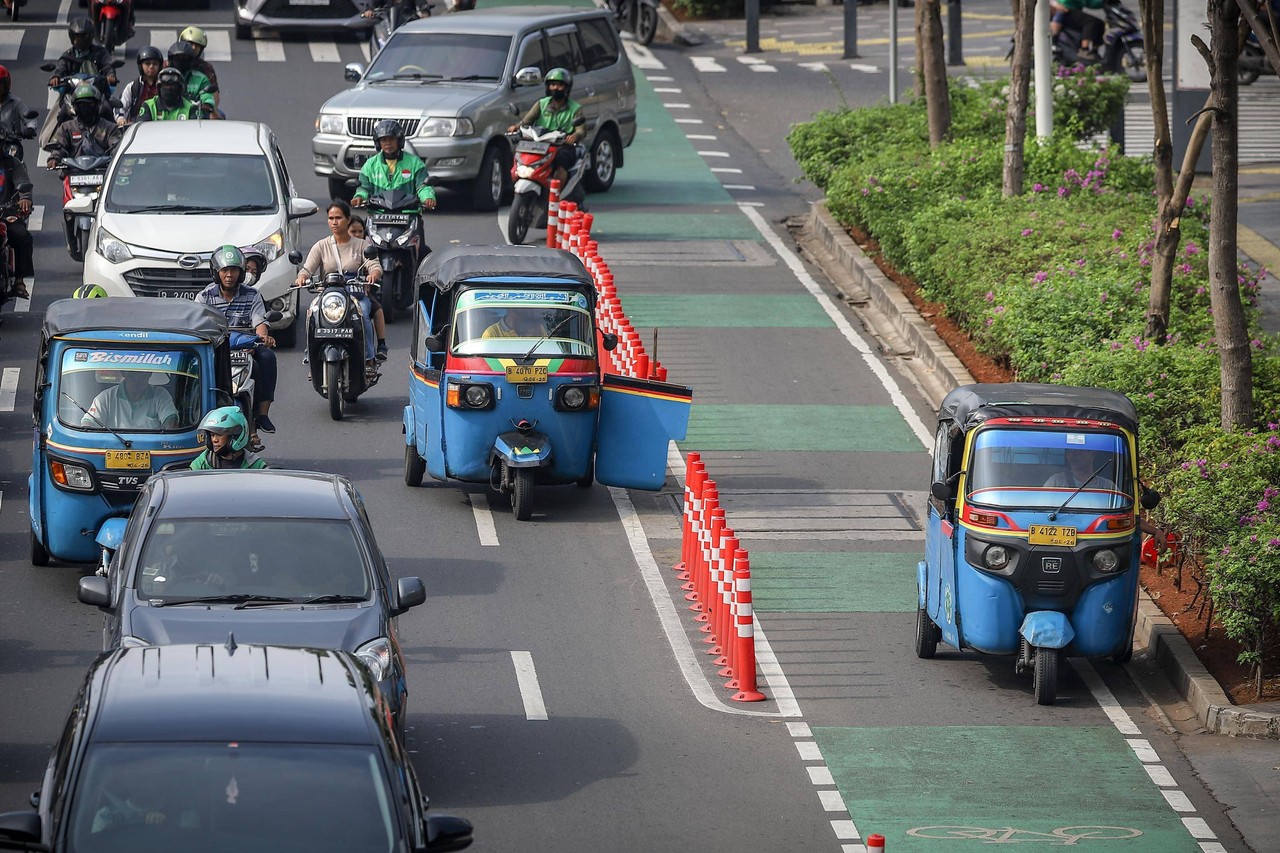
left=906, top=826, right=1144, bottom=845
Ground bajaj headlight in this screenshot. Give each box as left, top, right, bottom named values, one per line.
left=321, top=293, right=347, bottom=324
left=96, top=227, right=133, bottom=264
left=416, top=116, right=474, bottom=138
left=1092, top=549, right=1120, bottom=573
left=355, top=638, right=392, bottom=681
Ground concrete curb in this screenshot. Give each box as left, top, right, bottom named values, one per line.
left=800, top=199, right=1280, bottom=739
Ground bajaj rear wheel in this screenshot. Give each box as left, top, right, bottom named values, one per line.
left=30, top=527, right=49, bottom=567
left=1033, top=646, right=1059, bottom=705
left=914, top=604, right=939, bottom=659
left=512, top=468, right=534, bottom=521
left=404, top=443, right=425, bottom=487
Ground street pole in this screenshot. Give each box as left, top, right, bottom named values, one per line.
left=1033, top=0, right=1052, bottom=139
left=843, top=0, right=859, bottom=59
left=889, top=0, right=899, bottom=103
left=947, top=0, right=963, bottom=66
left=745, top=0, right=761, bottom=54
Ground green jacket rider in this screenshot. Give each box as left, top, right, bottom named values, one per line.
left=507, top=68, right=585, bottom=186
left=190, top=407, right=267, bottom=470
left=138, top=68, right=201, bottom=122
left=352, top=119, right=437, bottom=211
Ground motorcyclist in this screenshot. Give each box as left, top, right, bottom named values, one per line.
left=0, top=151, right=34, bottom=300
left=137, top=68, right=201, bottom=122
left=0, top=66, right=38, bottom=161
left=507, top=68, right=585, bottom=187
left=190, top=406, right=267, bottom=470
left=165, top=42, right=215, bottom=118
left=296, top=200, right=388, bottom=363
left=115, top=46, right=163, bottom=126
left=178, top=27, right=220, bottom=112
left=72, top=283, right=109, bottom=299
left=1049, top=0, right=1107, bottom=62
left=240, top=245, right=269, bottom=286
left=364, top=0, right=432, bottom=21
left=351, top=119, right=437, bottom=212
left=49, top=17, right=117, bottom=92
left=195, top=246, right=278, bottom=442
left=46, top=84, right=122, bottom=168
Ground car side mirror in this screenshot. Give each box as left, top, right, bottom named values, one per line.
left=420, top=814, right=473, bottom=852
left=288, top=198, right=319, bottom=220
left=395, top=577, right=426, bottom=615
left=514, top=66, right=542, bottom=87
left=1141, top=487, right=1161, bottom=510
left=0, top=811, right=41, bottom=844
left=78, top=576, right=112, bottom=611
left=363, top=245, right=379, bottom=260
left=600, top=333, right=618, bottom=351
left=288, top=251, right=303, bottom=265
left=65, top=195, right=95, bottom=216
left=344, top=62, right=365, bottom=83
left=930, top=480, right=954, bottom=502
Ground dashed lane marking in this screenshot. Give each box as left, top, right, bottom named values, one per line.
left=28, top=206, right=44, bottom=232
left=0, top=32, right=23, bottom=61
left=510, top=651, right=548, bottom=720
left=205, top=31, right=232, bottom=63
left=14, top=279, right=33, bottom=313
left=0, top=368, right=19, bottom=412
left=468, top=492, right=499, bottom=546
left=691, top=56, right=727, bottom=72
left=697, top=150, right=730, bottom=158
left=624, top=41, right=664, bottom=70
left=724, top=184, right=756, bottom=191
left=653, top=87, right=682, bottom=93
left=849, top=63, right=882, bottom=73
left=710, top=167, right=743, bottom=174
left=662, top=102, right=691, bottom=109
left=255, top=40, right=286, bottom=63
left=674, top=118, right=703, bottom=124
left=309, top=41, right=342, bottom=63
left=44, top=30, right=63, bottom=61
left=686, top=134, right=717, bottom=140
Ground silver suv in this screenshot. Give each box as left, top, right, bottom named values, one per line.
left=311, top=7, right=636, bottom=210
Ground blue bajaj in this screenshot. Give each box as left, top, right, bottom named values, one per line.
left=29, top=299, right=231, bottom=566
left=405, top=245, right=692, bottom=521
left=916, top=383, right=1160, bottom=705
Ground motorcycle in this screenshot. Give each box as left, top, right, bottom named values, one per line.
left=611, top=0, right=659, bottom=47
left=89, top=0, right=133, bottom=55
left=2, top=0, right=25, bottom=22
left=54, top=151, right=112, bottom=263
left=1054, top=0, right=1145, bottom=82
left=1239, top=31, right=1277, bottom=84
left=506, top=125, right=586, bottom=247
left=1, top=109, right=38, bottom=163
left=0, top=183, right=33, bottom=316
left=363, top=187, right=429, bottom=323
left=38, top=60, right=123, bottom=150
left=305, top=268, right=379, bottom=421
left=367, top=0, right=476, bottom=55
left=228, top=311, right=283, bottom=446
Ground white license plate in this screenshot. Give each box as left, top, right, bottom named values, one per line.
left=157, top=290, right=197, bottom=299
left=314, top=327, right=354, bottom=337
left=69, top=174, right=103, bottom=186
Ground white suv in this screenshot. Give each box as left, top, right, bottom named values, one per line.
left=82, top=121, right=318, bottom=347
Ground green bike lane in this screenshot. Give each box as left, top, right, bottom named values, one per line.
left=583, top=47, right=1224, bottom=851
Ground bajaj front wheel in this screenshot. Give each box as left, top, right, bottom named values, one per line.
left=1033, top=646, right=1059, bottom=705
left=512, top=468, right=534, bottom=521
left=508, top=193, right=537, bottom=245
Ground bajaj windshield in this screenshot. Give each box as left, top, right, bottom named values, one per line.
left=59, top=348, right=203, bottom=433
left=966, top=429, right=1133, bottom=511
left=451, top=289, right=594, bottom=358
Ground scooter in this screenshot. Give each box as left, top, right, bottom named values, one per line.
left=38, top=60, right=123, bottom=150
left=0, top=183, right=33, bottom=319
left=1239, top=32, right=1276, bottom=85
left=89, top=0, right=133, bottom=55
left=506, top=125, right=586, bottom=246
left=1054, top=0, right=1145, bottom=82
left=304, top=268, right=379, bottom=421
left=54, top=151, right=112, bottom=263
left=611, top=0, right=659, bottom=46
left=1, top=109, right=38, bottom=163
left=2, top=0, right=25, bottom=22
left=363, top=187, right=428, bottom=323
left=228, top=311, right=282, bottom=447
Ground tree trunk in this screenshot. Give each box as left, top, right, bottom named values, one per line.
left=917, top=0, right=951, bottom=146
left=1002, top=0, right=1037, bottom=196
left=1207, top=0, right=1252, bottom=428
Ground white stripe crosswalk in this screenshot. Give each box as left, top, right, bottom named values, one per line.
left=309, top=41, right=343, bottom=63
left=255, top=40, right=287, bottom=63
left=0, top=31, right=23, bottom=61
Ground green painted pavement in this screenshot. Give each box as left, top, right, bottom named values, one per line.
left=683, top=405, right=921, bottom=452
left=622, top=294, right=834, bottom=328
left=815, top=726, right=1198, bottom=852
left=750, top=553, right=916, bottom=612
left=588, top=212, right=762, bottom=241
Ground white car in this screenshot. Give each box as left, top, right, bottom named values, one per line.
left=81, top=121, right=318, bottom=347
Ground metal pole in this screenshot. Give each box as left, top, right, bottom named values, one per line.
left=947, top=0, right=963, bottom=66
left=843, top=0, right=859, bottom=59
left=1033, top=0, right=1052, bottom=139
left=888, top=0, right=899, bottom=104
left=745, top=0, right=761, bottom=54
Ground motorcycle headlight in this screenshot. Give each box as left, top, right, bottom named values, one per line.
left=983, top=545, right=1010, bottom=571
left=394, top=229, right=414, bottom=246
left=96, top=226, right=133, bottom=264
left=516, top=164, right=536, bottom=179
left=416, top=116, right=474, bottom=138
left=321, top=293, right=347, bottom=324
left=1092, top=549, right=1120, bottom=573
left=316, top=113, right=345, bottom=135
left=50, top=459, right=94, bottom=491
left=355, top=637, right=392, bottom=681
left=257, top=232, right=283, bottom=261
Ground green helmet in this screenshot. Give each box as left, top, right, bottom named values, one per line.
left=72, top=283, right=109, bottom=299
left=180, top=26, right=209, bottom=49
left=211, top=245, right=246, bottom=285
left=544, top=67, right=573, bottom=98
left=198, top=406, right=250, bottom=454
left=72, top=83, right=100, bottom=104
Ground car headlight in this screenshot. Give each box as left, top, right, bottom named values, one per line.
left=983, top=545, right=1010, bottom=571
left=1092, top=549, right=1120, bottom=573
left=355, top=637, right=392, bottom=681
left=50, top=459, right=94, bottom=491
left=119, top=636, right=151, bottom=649
left=321, top=293, right=347, bottom=324
left=257, top=232, right=284, bottom=261
left=96, top=226, right=133, bottom=264
left=317, top=113, right=345, bottom=135
left=416, top=116, right=474, bottom=137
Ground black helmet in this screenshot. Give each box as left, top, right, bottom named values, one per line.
left=166, top=41, right=195, bottom=75
left=211, top=244, right=246, bottom=285
left=157, top=67, right=184, bottom=107
left=68, top=16, right=94, bottom=38
left=239, top=246, right=269, bottom=285
left=371, top=119, right=404, bottom=149
left=136, top=45, right=164, bottom=72
left=544, top=67, right=573, bottom=99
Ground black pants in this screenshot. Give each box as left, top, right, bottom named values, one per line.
left=3, top=215, right=33, bottom=279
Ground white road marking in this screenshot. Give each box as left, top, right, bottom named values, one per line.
left=510, top=651, right=548, bottom=720
left=309, top=41, right=342, bottom=63
left=205, top=31, right=232, bottom=63
left=624, top=42, right=664, bottom=70
left=45, top=30, right=64, bottom=61
left=1196, top=841, right=1228, bottom=852
left=724, top=184, right=756, bottom=191
left=0, top=32, right=23, bottom=61
left=255, top=40, right=286, bottom=63
left=691, top=56, right=726, bottom=72
left=806, top=766, right=834, bottom=785
left=14, top=279, right=33, bottom=313
left=28, top=206, right=44, bottom=233
left=1162, top=790, right=1195, bottom=812
left=663, top=102, right=691, bottom=109
left=818, top=790, right=848, bottom=812
left=830, top=819, right=858, bottom=840
left=799, top=62, right=829, bottom=73
left=1144, top=765, right=1176, bottom=786
left=697, top=150, right=730, bottom=158
left=787, top=721, right=812, bottom=737
left=686, top=134, right=717, bottom=140
left=1071, top=658, right=1141, bottom=734
left=150, top=31, right=177, bottom=52
left=57, top=0, right=72, bottom=23
left=360, top=41, right=372, bottom=63
left=711, top=167, right=743, bottom=174
left=850, top=63, right=882, bottom=73
left=795, top=741, right=823, bottom=760
left=1127, top=738, right=1160, bottom=762
left=0, top=368, right=19, bottom=412
left=648, top=75, right=674, bottom=82
left=736, top=56, right=776, bottom=72
left=468, top=492, right=499, bottom=546
left=653, top=87, right=682, bottom=93
left=674, top=118, right=703, bottom=124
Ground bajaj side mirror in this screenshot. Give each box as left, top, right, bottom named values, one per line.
left=1141, top=487, right=1161, bottom=510
left=423, top=335, right=442, bottom=352
left=344, top=62, right=365, bottom=82
left=601, top=333, right=618, bottom=351
left=930, top=480, right=954, bottom=502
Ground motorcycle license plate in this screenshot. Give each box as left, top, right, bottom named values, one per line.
left=69, top=174, right=103, bottom=186
left=290, top=0, right=328, bottom=5
left=1028, top=525, right=1077, bottom=547
left=314, top=327, right=354, bottom=338
left=157, top=290, right=197, bottom=300
left=506, top=365, right=547, bottom=384
left=105, top=450, right=151, bottom=470
left=516, top=141, right=550, bottom=154
left=231, top=350, right=252, bottom=365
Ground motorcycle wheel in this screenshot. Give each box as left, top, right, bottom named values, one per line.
left=508, top=193, right=537, bottom=245
left=75, top=228, right=90, bottom=264
left=383, top=270, right=402, bottom=323
left=404, top=443, right=425, bottom=487
left=637, top=3, right=659, bottom=46
left=30, top=528, right=49, bottom=567
left=512, top=467, right=534, bottom=521
left=1238, top=47, right=1261, bottom=85
left=98, top=18, right=114, bottom=53
left=1033, top=646, right=1059, bottom=706
left=8, top=0, right=18, bottom=22
left=326, top=363, right=344, bottom=421
left=1121, top=44, right=1147, bottom=83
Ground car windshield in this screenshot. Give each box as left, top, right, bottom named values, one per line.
left=67, top=743, right=397, bottom=853
left=966, top=428, right=1133, bottom=511
left=59, top=348, right=203, bottom=433
left=366, top=32, right=510, bottom=82
left=105, top=154, right=278, bottom=214
left=451, top=288, right=594, bottom=357
left=135, top=519, right=371, bottom=602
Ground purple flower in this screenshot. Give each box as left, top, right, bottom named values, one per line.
left=1033, top=183, right=1045, bottom=193
left=1099, top=292, right=1108, bottom=302
left=1033, top=271, right=1049, bottom=283
left=1058, top=186, right=1070, bottom=199
left=1021, top=228, right=1034, bottom=237
left=1185, top=243, right=1199, bottom=255
left=1112, top=229, right=1123, bottom=240
left=1259, top=500, right=1271, bottom=512
left=985, top=291, right=995, bottom=302
left=1133, top=336, right=1150, bottom=353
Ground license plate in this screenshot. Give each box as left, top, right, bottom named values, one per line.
left=517, top=141, right=550, bottom=154
left=157, top=290, right=197, bottom=300
left=289, top=0, right=328, bottom=5
left=506, top=365, right=547, bottom=384
left=1028, top=524, right=1077, bottom=547
left=69, top=173, right=103, bottom=186
left=314, top=327, right=354, bottom=338
left=231, top=351, right=252, bottom=365
left=105, top=450, right=151, bottom=470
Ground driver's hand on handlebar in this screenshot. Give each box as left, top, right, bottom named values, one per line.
left=260, top=334, right=276, bottom=348
left=48, top=76, right=60, bottom=88
left=16, top=199, right=32, bottom=216
left=507, top=124, right=521, bottom=134
left=351, top=196, right=366, bottom=207
left=46, top=158, right=59, bottom=170
left=422, top=197, right=436, bottom=210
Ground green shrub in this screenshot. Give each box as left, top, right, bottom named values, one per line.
left=668, top=0, right=742, bottom=18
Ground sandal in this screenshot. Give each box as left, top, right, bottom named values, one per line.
left=12, top=283, right=30, bottom=300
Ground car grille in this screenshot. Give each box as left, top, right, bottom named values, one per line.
left=347, top=117, right=420, bottom=138
left=123, top=268, right=209, bottom=299
left=258, top=0, right=359, bottom=19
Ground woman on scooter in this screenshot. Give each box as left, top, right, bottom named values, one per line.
left=0, top=150, right=33, bottom=300
left=507, top=68, right=584, bottom=187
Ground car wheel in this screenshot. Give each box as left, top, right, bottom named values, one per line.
left=584, top=128, right=619, bottom=193
left=470, top=144, right=505, bottom=212
left=31, top=527, right=49, bottom=567
left=234, top=20, right=252, bottom=40
left=327, top=176, right=354, bottom=202
left=404, top=443, right=425, bottom=487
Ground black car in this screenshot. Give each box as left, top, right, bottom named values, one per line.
left=78, top=469, right=426, bottom=732
left=0, top=642, right=471, bottom=853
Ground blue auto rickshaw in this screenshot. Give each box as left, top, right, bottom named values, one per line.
left=29, top=299, right=232, bottom=566
left=404, top=245, right=692, bottom=520
left=916, top=383, right=1160, bottom=705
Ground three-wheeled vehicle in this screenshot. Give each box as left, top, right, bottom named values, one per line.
left=916, top=383, right=1159, bottom=705
left=29, top=299, right=232, bottom=565
left=405, top=244, right=692, bottom=520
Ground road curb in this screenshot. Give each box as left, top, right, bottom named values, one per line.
left=800, top=199, right=1280, bottom=739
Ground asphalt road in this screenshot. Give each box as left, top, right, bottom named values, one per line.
left=0, top=1, right=1262, bottom=851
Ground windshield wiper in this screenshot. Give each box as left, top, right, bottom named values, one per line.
left=299, top=594, right=367, bottom=604
left=1047, top=463, right=1110, bottom=521
left=124, top=203, right=201, bottom=213
left=440, top=74, right=499, bottom=82
left=521, top=314, right=575, bottom=361
left=198, top=204, right=275, bottom=213
left=60, top=390, right=131, bottom=448
left=153, top=594, right=296, bottom=608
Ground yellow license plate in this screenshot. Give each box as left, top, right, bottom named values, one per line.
left=506, top=365, right=548, bottom=384
left=105, top=450, right=151, bottom=470
left=1028, top=524, right=1077, bottom=547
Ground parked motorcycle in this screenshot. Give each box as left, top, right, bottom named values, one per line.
left=506, top=125, right=586, bottom=246
left=305, top=270, right=379, bottom=420
left=1055, top=0, right=1145, bottom=82
left=89, top=0, right=133, bottom=54
left=611, top=0, right=659, bottom=46
left=53, top=151, right=112, bottom=263
left=0, top=183, right=33, bottom=318
left=38, top=60, right=123, bottom=149
left=1, top=110, right=38, bottom=163
left=363, top=187, right=428, bottom=323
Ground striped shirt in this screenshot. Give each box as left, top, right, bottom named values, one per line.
left=195, top=282, right=267, bottom=330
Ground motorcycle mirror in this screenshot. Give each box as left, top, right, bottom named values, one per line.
left=23, top=110, right=38, bottom=120
left=601, top=332, right=618, bottom=351
left=288, top=251, right=303, bottom=265
left=16, top=182, right=33, bottom=194
left=214, top=389, right=235, bottom=408
left=40, top=63, right=55, bottom=73
left=108, top=99, right=122, bottom=110
left=264, top=311, right=284, bottom=324
left=362, top=245, right=379, bottom=259
left=111, top=59, right=126, bottom=69
left=344, top=62, right=364, bottom=83
left=21, top=128, right=36, bottom=139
